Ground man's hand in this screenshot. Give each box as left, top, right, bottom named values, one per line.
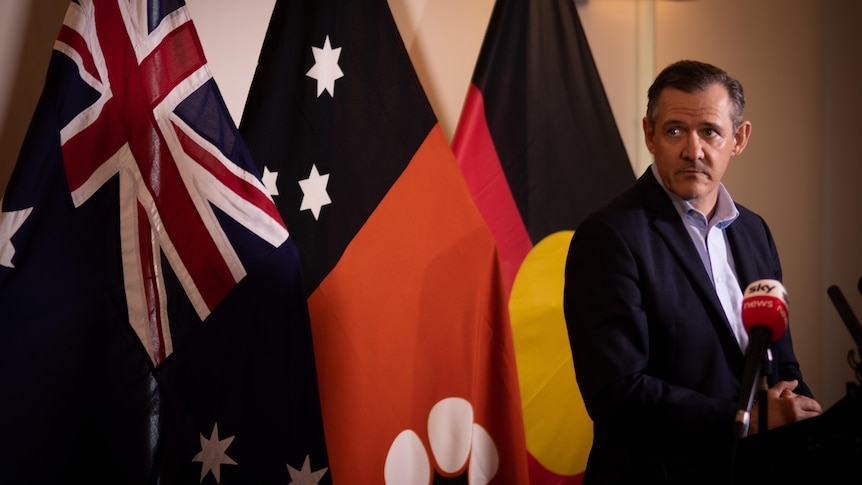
left=748, top=380, right=823, bottom=435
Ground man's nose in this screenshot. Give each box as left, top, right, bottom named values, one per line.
left=681, top=133, right=704, bottom=161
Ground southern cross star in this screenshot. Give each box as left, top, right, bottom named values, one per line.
left=298, top=164, right=331, bottom=220
left=262, top=166, right=279, bottom=196
left=306, top=35, right=344, bottom=97
left=287, top=455, right=328, bottom=484
left=192, top=423, right=237, bottom=484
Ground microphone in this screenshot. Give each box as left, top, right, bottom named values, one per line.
left=826, top=284, right=862, bottom=384
left=734, top=279, right=789, bottom=439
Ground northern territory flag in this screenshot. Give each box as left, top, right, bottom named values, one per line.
left=452, top=0, right=636, bottom=483
left=0, top=1, right=327, bottom=482
left=238, top=0, right=530, bottom=483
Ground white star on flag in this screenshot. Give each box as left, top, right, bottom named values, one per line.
left=305, top=35, right=344, bottom=97
left=262, top=166, right=279, bottom=196
left=192, top=423, right=237, bottom=484
left=287, top=455, right=329, bottom=484
left=0, top=203, right=33, bottom=268
left=298, top=164, right=331, bottom=220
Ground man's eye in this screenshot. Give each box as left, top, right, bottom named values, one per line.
left=702, top=128, right=717, bottom=137
left=667, top=128, right=681, bottom=136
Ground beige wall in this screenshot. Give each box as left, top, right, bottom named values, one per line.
left=653, top=0, right=862, bottom=409
left=822, top=0, right=862, bottom=406
left=2, top=0, right=861, bottom=409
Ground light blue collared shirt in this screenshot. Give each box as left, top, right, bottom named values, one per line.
left=651, top=165, right=748, bottom=352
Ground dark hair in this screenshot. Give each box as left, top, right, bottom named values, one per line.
left=646, top=60, right=745, bottom=130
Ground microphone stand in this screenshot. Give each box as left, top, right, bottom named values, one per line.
left=757, top=349, right=773, bottom=434
left=734, top=339, right=772, bottom=440
left=827, top=285, right=862, bottom=385
left=731, top=349, right=772, bottom=485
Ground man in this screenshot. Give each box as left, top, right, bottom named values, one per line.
left=563, top=60, right=822, bottom=484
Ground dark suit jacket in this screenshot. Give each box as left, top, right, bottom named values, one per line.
left=563, top=169, right=811, bottom=484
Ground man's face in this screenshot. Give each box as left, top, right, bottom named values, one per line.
left=643, top=83, right=750, bottom=215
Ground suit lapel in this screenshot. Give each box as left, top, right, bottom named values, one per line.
left=725, top=221, right=766, bottom=289
left=637, top=170, right=740, bottom=344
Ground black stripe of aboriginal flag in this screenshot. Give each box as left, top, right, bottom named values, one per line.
left=454, top=0, right=635, bottom=267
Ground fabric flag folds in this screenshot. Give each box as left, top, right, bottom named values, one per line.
left=452, top=0, right=636, bottom=483
left=238, top=0, right=529, bottom=483
left=0, top=1, right=328, bottom=483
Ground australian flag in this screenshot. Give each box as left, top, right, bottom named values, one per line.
left=0, top=1, right=329, bottom=483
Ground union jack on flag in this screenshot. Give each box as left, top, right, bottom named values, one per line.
left=53, top=0, right=288, bottom=365
left=0, top=1, right=329, bottom=482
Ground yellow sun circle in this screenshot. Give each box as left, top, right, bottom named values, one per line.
left=509, top=230, right=591, bottom=476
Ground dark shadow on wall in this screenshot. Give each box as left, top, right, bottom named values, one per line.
left=0, top=1, right=69, bottom=197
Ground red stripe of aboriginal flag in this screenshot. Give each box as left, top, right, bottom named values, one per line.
left=239, top=0, right=529, bottom=482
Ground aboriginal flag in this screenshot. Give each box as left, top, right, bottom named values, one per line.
left=239, top=0, right=529, bottom=483
left=452, top=0, right=636, bottom=483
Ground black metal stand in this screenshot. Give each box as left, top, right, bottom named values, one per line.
left=757, top=350, right=772, bottom=433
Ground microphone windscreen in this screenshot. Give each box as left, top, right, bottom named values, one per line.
left=741, top=279, right=789, bottom=341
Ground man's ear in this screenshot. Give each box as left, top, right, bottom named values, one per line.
left=732, top=120, right=752, bottom=156
left=642, top=116, right=655, bottom=154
